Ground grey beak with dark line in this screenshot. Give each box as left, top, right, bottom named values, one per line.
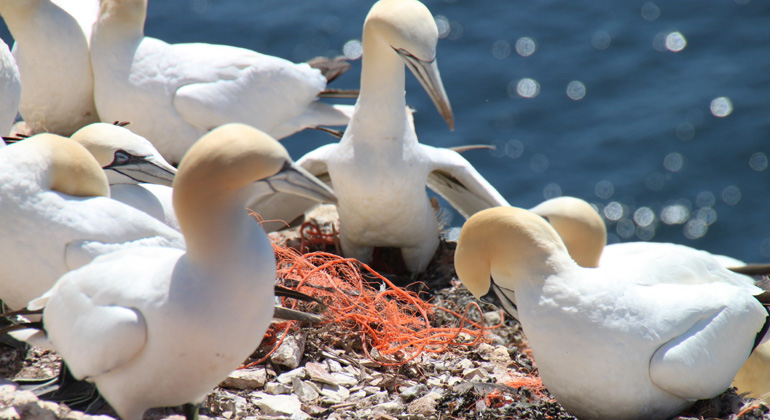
left=103, top=154, right=178, bottom=187
left=262, top=162, right=337, bottom=204
left=394, top=48, right=454, bottom=130
left=481, top=278, right=519, bottom=320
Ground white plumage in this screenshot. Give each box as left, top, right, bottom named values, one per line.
left=0, top=0, right=99, bottom=135
left=455, top=206, right=769, bottom=420
left=264, top=0, right=507, bottom=273
left=90, top=0, right=353, bottom=165
left=0, top=38, right=20, bottom=137
left=18, top=124, right=336, bottom=420
left=0, top=133, right=183, bottom=311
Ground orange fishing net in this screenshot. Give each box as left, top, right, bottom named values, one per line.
left=483, top=376, right=550, bottom=408
left=243, top=218, right=502, bottom=368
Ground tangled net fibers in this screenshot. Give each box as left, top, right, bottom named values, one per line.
left=242, top=217, right=546, bottom=399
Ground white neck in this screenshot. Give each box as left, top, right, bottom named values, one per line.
left=344, top=23, right=411, bottom=145
left=92, top=0, right=146, bottom=45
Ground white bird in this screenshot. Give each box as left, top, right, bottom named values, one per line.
left=15, top=123, right=336, bottom=420
left=0, top=133, right=184, bottom=311
left=0, top=38, right=20, bottom=137
left=530, top=196, right=770, bottom=405
left=70, top=122, right=180, bottom=230
left=265, top=0, right=508, bottom=273
left=454, top=206, right=770, bottom=420
left=90, top=0, right=354, bottom=165
left=0, top=0, right=100, bottom=136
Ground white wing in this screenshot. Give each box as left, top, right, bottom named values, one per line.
left=110, top=183, right=179, bottom=232
left=43, top=247, right=182, bottom=380
left=167, top=42, right=347, bottom=137
left=425, top=145, right=509, bottom=218
left=646, top=281, right=767, bottom=400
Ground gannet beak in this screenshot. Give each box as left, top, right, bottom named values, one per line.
left=103, top=151, right=177, bottom=186
left=395, top=48, right=454, bottom=130
left=263, top=162, right=337, bottom=204
left=482, top=279, right=519, bottom=320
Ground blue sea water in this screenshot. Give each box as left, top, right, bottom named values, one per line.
left=2, top=0, right=768, bottom=262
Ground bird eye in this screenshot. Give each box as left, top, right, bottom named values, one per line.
left=112, top=150, right=132, bottom=166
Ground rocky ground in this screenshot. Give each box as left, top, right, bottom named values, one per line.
left=2, top=206, right=769, bottom=420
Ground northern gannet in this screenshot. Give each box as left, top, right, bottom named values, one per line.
left=454, top=206, right=770, bottom=420
left=530, top=196, right=770, bottom=404
left=14, top=124, right=336, bottom=420
left=277, top=0, right=507, bottom=273
left=0, top=134, right=184, bottom=310
left=70, top=122, right=180, bottom=230
left=90, top=0, right=354, bottom=165
left=0, top=38, right=20, bottom=137
left=0, top=0, right=99, bottom=135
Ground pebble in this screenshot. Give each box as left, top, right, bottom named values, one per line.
left=452, top=359, right=474, bottom=374
left=270, top=333, right=306, bottom=369
left=408, top=391, right=442, bottom=416
left=221, top=368, right=267, bottom=390
left=276, top=367, right=307, bottom=385
left=330, top=372, right=358, bottom=387
left=252, top=393, right=308, bottom=419
left=372, top=401, right=404, bottom=414
left=326, top=359, right=343, bottom=373
left=292, top=378, right=320, bottom=403
left=483, top=311, right=502, bottom=326
left=398, top=384, right=428, bottom=402
left=306, top=362, right=336, bottom=385
left=318, top=383, right=350, bottom=404
left=264, top=382, right=292, bottom=395
left=462, top=367, right=488, bottom=381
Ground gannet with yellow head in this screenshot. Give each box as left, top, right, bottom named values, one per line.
left=455, top=206, right=769, bottom=420
left=0, top=133, right=184, bottom=311
left=268, top=0, right=507, bottom=273
left=17, top=124, right=336, bottom=420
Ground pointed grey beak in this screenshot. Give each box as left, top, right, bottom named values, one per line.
left=263, top=162, right=336, bottom=204
left=395, top=48, right=454, bottom=130
left=482, top=279, right=519, bottom=320
left=103, top=152, right=177, bottom=186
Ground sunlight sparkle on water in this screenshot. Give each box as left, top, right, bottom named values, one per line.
left=591, top=31, right=611, bottom=50
left=543, top=183, right=562, bottom=200
left=663, top=152, right=684, bottom=172
left=604, top=202, right=623, bottom=221
left=595, top=180, right=614, bottom=199
left=661, top=204, right=689, bottom=225
left=696, top=191, right=716, bottom=208
left=750, top=152, right=768, bottom=171
left=343, top=40, right=362, bottom=60
left=665, top=32, right=687, bottom=52
left=721, top=186, right=741, bottom=205
left=505, top=140, right=524, bottom=158
left=530, top=154, right=549, bottom=173
left=515, top=37, right=536, bottom=57
left=566, top=81, right=586, bottom=100
left=435, top=15, right=450, bottom=39
left=641, top=2, right=660, bottom=21
left=633, top=207, right=655, bottom=227
left=684, top=219, right=708, bottom=240
left=710, top=97, right=733, bottom=117
left=515, top=78, right=540, bottom=98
